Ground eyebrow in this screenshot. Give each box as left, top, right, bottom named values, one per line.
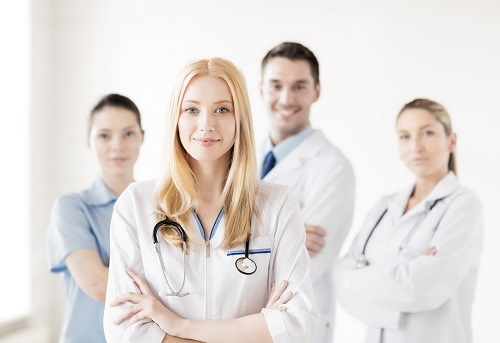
left=96, top=125, right=137, bottom=132
left=182, top=100, right=233, bottom=105
left=268, top=79, right=310, bottom=84
left=397, top=124, right=436, bottom=132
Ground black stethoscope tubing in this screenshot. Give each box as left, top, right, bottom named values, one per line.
left=356, top=197, right=446, bottom=269
left=153, top=216, right=257, bottom=293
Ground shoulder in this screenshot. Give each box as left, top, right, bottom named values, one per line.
left=446, top=184, right=482, bottom=212
left=119, top=179, right=156, bottom=200
left=52, top=191, right=86, bottom=214
left=256, top=180, right=289, bottom=202
left=306, top=131, right=353, bottom=169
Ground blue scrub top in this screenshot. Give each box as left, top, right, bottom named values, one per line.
left=46, top=177, right=116, bottom=343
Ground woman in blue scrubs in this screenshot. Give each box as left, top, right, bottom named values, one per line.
left=46, top=93, right=144, bottom=343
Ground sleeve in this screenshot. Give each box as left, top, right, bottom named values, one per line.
left=46, top=194, right=98, bottom=273
left=262, top=187, right=319, bottom=343
left=103, top=186, right=166, bottom=343
left=301, top=153, right=355, bottom=281
left=335, top=191, right=484, bottom=323
left=334, top=197, right=402, bottom=329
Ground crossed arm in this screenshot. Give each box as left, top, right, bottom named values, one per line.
left=110, top=269, right=293, bottom=343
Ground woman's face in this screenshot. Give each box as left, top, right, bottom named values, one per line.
left=396, top=108, right=455, bottom=181
left=88, top=106, right=144, bottom=177
left=178, top=76, right=236, bottom=166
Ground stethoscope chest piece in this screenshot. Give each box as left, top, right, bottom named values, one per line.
left=235, top=257, right=257, bottom=275
left=235, top=239, right=257, bottom=275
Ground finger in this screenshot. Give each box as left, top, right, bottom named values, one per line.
left=113, top=304, right=140, bottom=325
left=279, top=290, right=294, bottom=304
left=306, top=237, right=324, bottom=255
left=127, top=268, right=152, bottom=296
left=305, top=225, right=326, bottom=237
left=267, top=280, right=288, bottom=306
left=110, top=292, right=144, bottom=307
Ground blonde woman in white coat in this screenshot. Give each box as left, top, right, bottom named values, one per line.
left=334, top=98, right=484, bottom=343
left=103, top=58, right=318, bottom=343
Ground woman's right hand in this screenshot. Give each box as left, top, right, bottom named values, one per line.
left=266, top=280, right=294, bottom=311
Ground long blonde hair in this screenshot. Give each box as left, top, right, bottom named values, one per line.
left=154, top=57, right=258, bottom=250
left=397, top=98, right=456, bottom=174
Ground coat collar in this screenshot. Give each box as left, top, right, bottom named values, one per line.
left=262, top=130, right=328, bottom=180
left=387, top=171, right=459, bottom=219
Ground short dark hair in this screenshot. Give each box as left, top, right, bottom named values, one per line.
left=261, top=42, right=320, bottom=85
left=88, top=93, right=143, bottom=135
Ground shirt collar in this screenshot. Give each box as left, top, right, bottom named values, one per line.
left=264, top=125, right=315, bottom=163
left=388, top=171, right=459, bottom=217
left=83, top=177, right=117, bottom=206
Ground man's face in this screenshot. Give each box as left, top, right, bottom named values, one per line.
left=261, top=57, right=320, bottom=144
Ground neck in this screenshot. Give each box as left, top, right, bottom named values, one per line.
left=100, top=170, right=134, bottom=197
left=413, top=170, right=448, bottom=200
left=405, top=170, right=448, bottom=213
left=189, top=158, right=228, bottom=206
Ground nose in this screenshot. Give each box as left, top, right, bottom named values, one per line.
left=278, top=87, right=293, bottom=105
left=198, top=110, right=215, bottom=132
left=111, top=136, right=125, bottom=151
left=410, top=136, right=424, bottom=152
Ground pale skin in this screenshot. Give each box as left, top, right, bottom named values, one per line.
left=261, top=57, right=326, bottom=257
left=65, top=106, right=144, bottom=302
left=111, top=76, right=293, bottom=342
left=397, top=108, right=457, bottom=258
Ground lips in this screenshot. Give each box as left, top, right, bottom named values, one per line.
left=194, top=137, right=219, bottom=147
left=110, top=157, right=128, bottom=163
left=275, top=108, right=298, bottom=118
left=410, top=157, right=429, bottom=165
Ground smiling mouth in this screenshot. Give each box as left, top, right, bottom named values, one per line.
left=195, top=138, right=219, bottom=146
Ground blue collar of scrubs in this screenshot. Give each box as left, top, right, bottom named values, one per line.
left=83, top=177, right=117, bottom=206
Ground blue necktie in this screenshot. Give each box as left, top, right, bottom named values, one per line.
left=261, top=151, right=276, bottom=179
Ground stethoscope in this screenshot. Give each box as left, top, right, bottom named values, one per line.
left=153, top=216, right=257, bottom=297
left=355, top=196, right=447, bottom=269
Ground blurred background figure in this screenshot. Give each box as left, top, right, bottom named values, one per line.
left=46, top=94, right=144, bottom=342
left=258, top=41, right=355, bottom=342
left=334, top=98, right=484, bottom=343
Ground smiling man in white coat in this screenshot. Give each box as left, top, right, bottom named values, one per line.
left=258, top=42, right=355, bottom=342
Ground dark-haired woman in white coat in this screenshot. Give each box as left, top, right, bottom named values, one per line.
left=334, top=98, right=484, bottom=343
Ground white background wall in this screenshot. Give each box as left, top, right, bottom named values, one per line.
left=4, top=0, right=499, bottom=342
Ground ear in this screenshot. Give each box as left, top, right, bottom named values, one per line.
left=141, top=130, right=145, bottom=144
left=259, top=82, right=264, bottom=98
left=314, top=83, right=321, bottom=102
left=448, top=132, right=457, bottom=152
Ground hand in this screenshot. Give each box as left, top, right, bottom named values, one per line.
left=110, top=268, right=182, bottom=335
left=423, top=246, right=438, bottom=256
left=266, top=280, right=294, bottom=311
left=305, top=225, right=326, bottom=257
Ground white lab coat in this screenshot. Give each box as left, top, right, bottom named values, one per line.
left=334, top=172, right=484, bottom=343
left=103, top=179, right=318, bottom=343
left=259, top=130, right=355, bottom=342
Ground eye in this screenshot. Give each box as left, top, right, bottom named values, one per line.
left=98, top=133, right=109, bottom=140
left=399, top=134, right=410, bottom=141
left=293, top=84, right=305, bottom=91
left=183, top=107, right=198, bottom=114
left=269, top=84, right=281, bottom=91
left=422, top=130, right=434, bottom=137
left=125, top=130, right=136, bottom=137
left=215, top=107, right=230, bottom=114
